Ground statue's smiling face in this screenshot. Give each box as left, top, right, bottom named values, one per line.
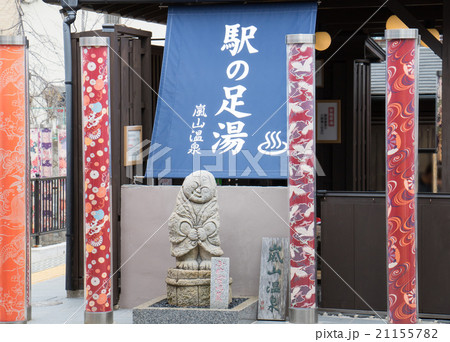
left=183, top=174, right=215, bottom=204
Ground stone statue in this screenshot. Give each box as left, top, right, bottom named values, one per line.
left=166, top=171, right=231, bottom=307
left=168, top=170, right=223, bottom=270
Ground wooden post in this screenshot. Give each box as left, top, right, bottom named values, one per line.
left=442, top=1, right=450, bottom=192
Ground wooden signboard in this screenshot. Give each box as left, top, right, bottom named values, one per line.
left=124, top=125, right=143, bottom=166
left=317, top=100, right=341, bottom=143
left=257, top=237, right=289, bottom=320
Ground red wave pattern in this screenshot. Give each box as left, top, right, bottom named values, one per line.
left=386, top=37, right=417, bottom=324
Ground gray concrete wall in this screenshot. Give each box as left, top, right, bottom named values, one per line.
left=120, top=185, right=289, bottom=308
left=32, top=230, right=66, bottom=247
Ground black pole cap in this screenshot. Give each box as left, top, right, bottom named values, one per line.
left=61, top=0, right=80, bottom=11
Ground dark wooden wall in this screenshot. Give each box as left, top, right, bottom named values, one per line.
left=69, top=25, right=155, bottom=305
left=316, top=34, right=370, bottom=192
left=370, top=96, right=437, bottom=191
left=320, top=193, right=450, bottom=317
left=316, top=31, right=438, bottom=193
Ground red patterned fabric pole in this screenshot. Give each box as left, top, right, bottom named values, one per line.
left=286, top=34, right=317, bottom=324
left=0, top=36, right=29, bottom=324
left=80, top=37, right=113, bottom=324
left=385, top=29, right=419, bottom=324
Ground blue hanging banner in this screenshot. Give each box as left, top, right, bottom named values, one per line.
left=147, top=3, right=317, bottom=179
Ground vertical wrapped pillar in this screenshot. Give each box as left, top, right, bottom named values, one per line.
left=385, top=29, right=419, bottom=324
left=0, top=36, right=29, bottom=324
left=80, top=37, right=113, bottom=324
left=286, top=34, right=317, bottom=324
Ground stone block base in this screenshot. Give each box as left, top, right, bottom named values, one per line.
left=133, top=295, right=258, bottom=324
left=166, top=268, right=232, bottom=307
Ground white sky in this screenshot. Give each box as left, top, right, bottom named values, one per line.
left=22, top=0, right=166, bottom=87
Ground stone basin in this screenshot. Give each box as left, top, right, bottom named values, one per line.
left=132, top=295, right=258, bottom=324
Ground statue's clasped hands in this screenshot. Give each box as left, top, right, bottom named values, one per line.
left=188, top=227, right=207, bottom=242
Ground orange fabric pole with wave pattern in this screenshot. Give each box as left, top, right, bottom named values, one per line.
left=0, top=36, right=29, bottom=323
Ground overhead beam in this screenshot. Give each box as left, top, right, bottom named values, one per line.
left=317, top=4, right=442, bottom=35
left=387, top=0, right=443, bottom=58
left=319, top=0, right=441, bottom=10
left=124, top=4, right=163, bottom=17
left=48, top=0, right=444, bottom=30
left=318, top=6, right=441, bottom=26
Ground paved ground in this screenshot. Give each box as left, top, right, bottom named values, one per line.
left=30, top=276, right=133, bottom=324
left=30, top=242, right=133, bottom=324
left=31, top=273, right=386, bottom=324
left=28, top=243, right=446, bottom=324
left=32, top=255, right=66, bottom=273
left=30, top=268, right=385, bottom=324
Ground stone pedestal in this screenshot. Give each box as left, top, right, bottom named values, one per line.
left=133, top=296, right=258, bottom=324
left=166, top=268, right=232, bottom=307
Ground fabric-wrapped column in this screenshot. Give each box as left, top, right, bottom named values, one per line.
left=385, top=29, right=419, bottom=324
left=286, top=34, right=317, bottom=324
left=0, top=36, right=29, bottom=324
left=80, top=37, right=113, bottom=324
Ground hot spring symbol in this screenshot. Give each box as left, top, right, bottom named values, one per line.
left=257, top=131, right=288, bottom=155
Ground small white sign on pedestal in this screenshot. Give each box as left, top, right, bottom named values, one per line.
left=257, top=237, right=289, bottom=320
left=210, top=257, right=230, bottom=309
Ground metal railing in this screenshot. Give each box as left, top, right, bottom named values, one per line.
left=31, top=177, right=66, bottom=241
